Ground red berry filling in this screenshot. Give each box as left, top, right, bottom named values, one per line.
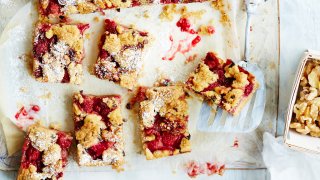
left=75, top=94, right=121, bottom=160
left=86, top=141, right=115, bottom=160
left=145, top=114, right=186, bottom=153
left=105, top=19, right=118, bottom=34
left=40, top=0, right=61, bottom=16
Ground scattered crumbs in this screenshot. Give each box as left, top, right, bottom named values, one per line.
left=160, top=4, right=178, bottom=21
left=181, top=9, right=206, bottom=19
left=143, top=10, right=150, bottom=18
left=250, top=25, right=253, bottom=32
left=18, top=53, right=31, bottom=62
left=198, top=25, right=215, bottom=35
left=20, top=87, right=28, bottom=93
left=232, top=137, right=239, bottom=148
left=185, top=161, right=206, bottom=178
left=211, top=0, right=231, bottom=26
left=93, top=16, right=100, bottom=22
left=185, top=54, right=198, bottom=64
left=160, top=5, right=205, bottom=21
left=39, top=92, right=52, bottom=100
left=49, top=122, right=62, bottom=130
left=85, top=33, right=91, bottom=40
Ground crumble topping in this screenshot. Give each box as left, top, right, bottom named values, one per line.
left=28, top=125, right=58, bottom=151
left=42, top=144, right=61, bottom=165
left=75, top=114, right=106, bottom=148
left=180, top=138, right=191, bottom=152
left=225, top=66, right=249, bottom=89
left=108, top=108, right=123, bottom=126
left=95, top=20, right=150, bottom=89
left=190, top=63, right=219, bottom=92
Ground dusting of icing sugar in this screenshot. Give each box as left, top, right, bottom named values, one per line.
left=79, top=150, right=93, bottom=164
left=102, top=148, right=121, bottom=164
left=115, top=48, right=142, bottom=71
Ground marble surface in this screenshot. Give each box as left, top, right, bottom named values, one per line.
left=0, top=0, right=280, bottom=179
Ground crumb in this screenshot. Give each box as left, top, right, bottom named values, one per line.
left=49, top=122, right=62, bottom=130
left=185, top=54, right=198, bottom=64
left=198, top=25, right=215, bottom=35
left=85, top=33, right=90, bottom=39
left=143, top=10, right=150, bottom=18
left=181, top=10, right=206, bottom=19
left=160, top=4, right=178, bottom=21
left=211, top=0, right=231, bottom=26
left=39, top=92, right=52, bottom=99
left=20, top=87, right=28, bottom=93
left=93, top=16, right=100, bottom=22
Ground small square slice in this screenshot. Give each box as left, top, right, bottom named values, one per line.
left=94, top=19, right=150, bottom=89
left=73, top=91, right=124, bottom=169
left=186, top=52, right=259, bottom=116
left=135, top=85, right=191, bottom=160
left=33, top=22, right=89, bottom=84
left=17, top=122, right=73, bottom=180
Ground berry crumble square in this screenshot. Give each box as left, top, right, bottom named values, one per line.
left=132, top=85, right=191, bottom=160
left=32, top=22, right=89, bottom=84
left=186, top=52, right=259, bottom=116
left=17, top=122, right=72, bottom=180
left=94, top=19, right=150, bottom=89
left=73, top=91, right=125, bottom=169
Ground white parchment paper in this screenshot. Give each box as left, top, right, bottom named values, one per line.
left=0, top=0, right=268, bottom=173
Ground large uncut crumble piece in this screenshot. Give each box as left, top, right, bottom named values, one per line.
left=134, top=85, right=191, bottom=160
left=32, top=22, right=89, bottom=84
left=38, top=0, right=210, bottom=18
left=73, top=92, right=125, bottom=169
left=94, top=19, right=150, bottom=90
left=186, top=52, right=259, bottom=116
left=17, top=122, right=73, bottom=180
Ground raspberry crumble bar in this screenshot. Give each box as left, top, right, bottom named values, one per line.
left=73, top=91, right=125, bottom=169
left=94, top=19, right=150, bottom=89
left=17, top=122, right=72, bottom=180
left=186, top=52, right=259, bottom=116
left=39, top=0, right=210, bottom=18
left=133, top=85, right=191, bottom=160
left=33, top=22, right=89, bottom=84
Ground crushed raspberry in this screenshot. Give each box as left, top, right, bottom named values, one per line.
left=60, top=149, right=68, bottom=167
left=77, top=24, right=90, bottom=35
left=87, top=141, right=115, bottom=160
left=61, top=68, right=70, bottom=83
left=176, top=18, right=197, bottom=34
left=207, top=26, right=215, bottom=34
left=206, top=163, right=218, bottom=175
left=191, top=36, right=201, bottom=46
left=39, top=24, right=51, bottom=32
left=22, top=139, right=41, bottom=169
left=161, top=0, right=179, bottom=3
left=47, top=0, right=61, bottom=15
left=127, top=87, right=148, bottom=109
left=31, top=105, right=40, bottom=112
left=104, top=19, right=118, bottom=34
left=186, top=161, right=206, bottom=178
left=100, top=49, right=109, bottom=59
left=232, top=137, right=239, bottom=148
left=57, top=132, right=72, bottom=149
left=244, top=83, right=254, bottom=96
left=147, top=137, right=164, bottom=152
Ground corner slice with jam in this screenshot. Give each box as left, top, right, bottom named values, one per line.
left=17, top=122, right=72, bottom=180
left=132, top=85, right=191, bottom=160
left=185, top=52, right=259, bottom=116
left=73, top=91, right=125, bottom=169
left=32, top=22, right=89, bottom=84
left=94, top=19, right=150, bottom=90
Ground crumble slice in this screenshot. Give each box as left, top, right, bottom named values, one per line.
left=38, top=0, right=210, bottom=18
left=94, top=19, right=150, bottom=89
left=186, top=52, right=259, bottom=116
left=132, top=85, right=191, bottom=160
left=32, top=22, right=89, bottom=84
left=73, top=91, right=125, bottom=169
left=17, top=122, right=72, bottom=180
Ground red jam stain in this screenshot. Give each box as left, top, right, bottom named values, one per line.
left=185, top=161, right=225, bottom=178
left=15, top=105, right=41, bottom=121
left=207, top=26, right=216, bottom=34
left=206, top=163, right=225, bottom=176
left=232, top=137, right=239, bottom=148
left=191, top=36, right=201, bottom=46
left=77, top=24, right=90, bottom=35
left=186, top=161, right=206, bottom=178
left=105, top=19, right=118, bottom=34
